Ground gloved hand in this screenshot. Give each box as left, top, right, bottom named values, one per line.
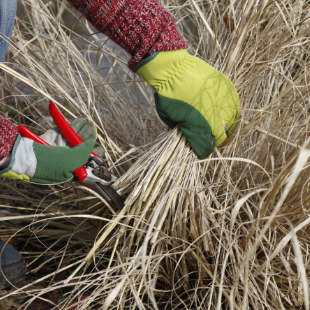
left=0, top=120, right=96, bottom=184
left=136, top=49, right=240, bottom=158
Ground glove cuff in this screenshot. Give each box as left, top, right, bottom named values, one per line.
left=135, top=49, right=190, bottom=89
left=0, top=135, right=32, bottom=181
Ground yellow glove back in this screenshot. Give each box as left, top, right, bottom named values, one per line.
left=136, top=49, right=240, bottom=158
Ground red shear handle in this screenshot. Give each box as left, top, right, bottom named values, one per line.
left=49, top=102, right=100, bottom=158
left=49, top=103, right=83, bottom=146
left=18, top=126, right=49, bottom=146
left=18, top=125, right=88, bottom=182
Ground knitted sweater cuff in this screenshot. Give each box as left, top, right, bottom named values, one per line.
left=0, top=116, right=18, bottom=159
left=67, top=0, right=187, bottom=70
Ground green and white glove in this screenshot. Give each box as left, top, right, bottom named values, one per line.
left=136, top=49, right=240, bottom=158
left=0, top=120, right=96, bottom=184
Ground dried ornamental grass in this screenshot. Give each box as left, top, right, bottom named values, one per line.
left=0, top=0, right=309, bottom=309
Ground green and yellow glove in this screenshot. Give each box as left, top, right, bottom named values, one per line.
left=136, top=49, right=240, bottom=158
left=0, top=120, right=96, bottom=184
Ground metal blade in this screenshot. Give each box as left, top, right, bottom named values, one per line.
left=93, top=182, right=124, bottom=211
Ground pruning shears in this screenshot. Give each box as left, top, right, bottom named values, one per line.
left=18, top=102, right=124, bottom=210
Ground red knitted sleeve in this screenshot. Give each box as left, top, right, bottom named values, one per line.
left=0, top=116, right=18, bottom=160
left=66, top=0, right=187, bottom=70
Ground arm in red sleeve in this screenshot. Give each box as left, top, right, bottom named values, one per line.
left=0, top=116, right=18, bottom=160
left=66, top=0, right=187, bottom=70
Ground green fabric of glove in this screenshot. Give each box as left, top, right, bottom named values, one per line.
left=0, top=119, right=96, bottom=185
left=136, top=49, right=240, bottom=158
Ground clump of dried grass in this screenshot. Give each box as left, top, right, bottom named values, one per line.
left=0, top=0, right=310, bottom=309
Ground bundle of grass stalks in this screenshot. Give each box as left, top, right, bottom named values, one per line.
left=0, top=0, right=310, bottom=309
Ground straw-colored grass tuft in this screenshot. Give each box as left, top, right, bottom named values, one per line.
left=0, top=0, right=310, bottom=309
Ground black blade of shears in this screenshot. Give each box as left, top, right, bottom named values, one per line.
left=92, top=182, right=124, bottom=211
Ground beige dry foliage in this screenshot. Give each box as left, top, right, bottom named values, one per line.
left=0, top=0, right=310, bottom=309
